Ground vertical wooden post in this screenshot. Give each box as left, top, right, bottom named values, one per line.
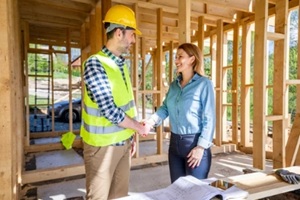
left=240, top=22, right=252, bottom=148
left=210, top=35, right=217, bottom=87
left=215, top=19, right=224, bottom=146
left=132, top=4, right=139, bottom=111
left=297, top=0, right=300, bottom=114
left=273, top=0, right=288, bottom=168
left=253, top=0, right=268, bottom=170
left=286, top=113, right=300, bottom=166
left=222, top=34, right=228, bottom=142
left=156, top=8, right=163, bottom=154
left=178, top=0, right=191, bottom=43
left=23, top=21, right=30, bottom=147
left=101, top=0, right=111, bottom=44
left=67, top=28, right=73, bottom=131
left=141, top=38, right=146, bottom=120
left=232, top=22, right=239, bottom=144
left=0, top=0, right=21, bottom=198
left=95, top=5, right=102, bottom=51
left=169, top=41, right=174, bottom=83
left=90, top=14, right=97, bottom=54
left=132, top=4, right=140, bottom=157
left=198, top=16, right=205, bottom=52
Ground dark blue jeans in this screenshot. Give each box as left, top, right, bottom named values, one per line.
left=168, top=133, right=212, bottom=183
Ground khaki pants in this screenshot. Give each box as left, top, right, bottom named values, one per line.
left=83, top=140, right=131, bottom=200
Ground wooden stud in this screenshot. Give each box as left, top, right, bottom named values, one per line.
left=215, top=19, right=224, bottom=146
left=156, top=8, right=163, bottom=154
left=197, top=16, right=205, bottom=51
left=222, top=33, right=228, bottom=142
left=286, top=113, right=300, bottom=166
left=178, top=0, right=191, bottom=43
left=297, top=0, right=300, bottom=115
left=0, top=0, right=21, bottom=198
left=272, top=0, right=288, bottom=168
left=232, top=23, right=239, bottom=144
left=253, top=0, right=268, bottom=170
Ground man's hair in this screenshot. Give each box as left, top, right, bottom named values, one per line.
left=104, top=22, right=134, bottom=39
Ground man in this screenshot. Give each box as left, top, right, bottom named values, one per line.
left=80, top=5, right=151, bottom=200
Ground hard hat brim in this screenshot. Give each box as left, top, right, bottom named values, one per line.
left=135, top=29, right=142, bottom=35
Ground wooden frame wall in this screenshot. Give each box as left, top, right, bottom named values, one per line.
left=2, top=0, right=300, bottom=197
left=0, top=0, right=23, bottom=198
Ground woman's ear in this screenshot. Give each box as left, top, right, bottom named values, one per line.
left=190, top=55, right=195, bottom=65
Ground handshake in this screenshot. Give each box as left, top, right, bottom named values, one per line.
left=136, top=119, right=155, bottom=137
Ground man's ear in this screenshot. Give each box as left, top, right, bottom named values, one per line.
left=115, top=28, right=123, bottom=38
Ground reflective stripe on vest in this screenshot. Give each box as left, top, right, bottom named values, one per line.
left=80, top=52, right=136, bottom=147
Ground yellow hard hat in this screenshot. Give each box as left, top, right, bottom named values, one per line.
left=103, top=5, right=141, bottom=35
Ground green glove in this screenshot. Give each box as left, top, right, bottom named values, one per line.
left=61, top=131, right=76, bottom=150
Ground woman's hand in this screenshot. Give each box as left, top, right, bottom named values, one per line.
left=131, top=140, right=136, bottom=157
left=187, top=146, right=205, bottom=168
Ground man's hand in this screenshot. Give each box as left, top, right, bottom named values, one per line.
left=135, top=120, right=153, bottom=137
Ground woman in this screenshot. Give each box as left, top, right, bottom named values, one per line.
left=146, top=43, right=216, bottom=183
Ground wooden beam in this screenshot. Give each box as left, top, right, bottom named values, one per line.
left=70, top=0, right=96, bottom=6
left=286, top=79, right=300, bottom=85
left=22, top=14, right=82, bottom=28
left=225, top=166, right=300, bottom=200
left=101, top=0, right=111, bottom=45
left=222, top=34, right=228, bottom=142
left=24, top=139, right=83, bottom=153
left=286, top=113, right=300, bottom=166
left=168, top=41, right=175, bottom=83
left=21, top=144, right=237, bottom=184
left=266, top=32, right=285, bottom=41
left=253, top=0, right=268, bottom=170
left=215, top=19, right=224, bottom=146
left=22, top=164, right=85, bottom=184
left=197, top=16, right=205, bottom=51
left=30, top=130, right=80, bottom=139
left=113, top=0, right=234, bottom=23
left=156, top=8, right=163, bottom=154
left=178, top=0, right=191, bottom=43
left=272, top=0, right=288, bottom=169
left=231, top=22, right=239, bottom=144
left=193, top=0, right=253, bottom=13
left=265, top=115, right=283, bottom=121
left=22, top=0, right=92, bottom=13
left=20, top=3, right=87, bottom=22
left=0, top=0, right=20, bottom=198
left=297, top=0, right=300, bottom=114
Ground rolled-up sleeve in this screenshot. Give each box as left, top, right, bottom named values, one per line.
left=197, top=80, right=215, bottom=148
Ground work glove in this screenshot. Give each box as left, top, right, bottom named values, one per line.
left=275, top=169, right=300, bottom=184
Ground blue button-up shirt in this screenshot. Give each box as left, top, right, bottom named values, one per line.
left=150, top=73, right=216, bottom=148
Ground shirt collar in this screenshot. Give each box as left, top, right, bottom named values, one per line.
left=102, top=46, right=125, bottom=66
left=176, top=73, right=201, bottom=84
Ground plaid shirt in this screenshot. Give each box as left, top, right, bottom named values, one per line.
left=83, top=46, right=132, bottom=146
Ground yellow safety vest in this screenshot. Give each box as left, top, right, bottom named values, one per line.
left=80, top=51, right=136, bottom=146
